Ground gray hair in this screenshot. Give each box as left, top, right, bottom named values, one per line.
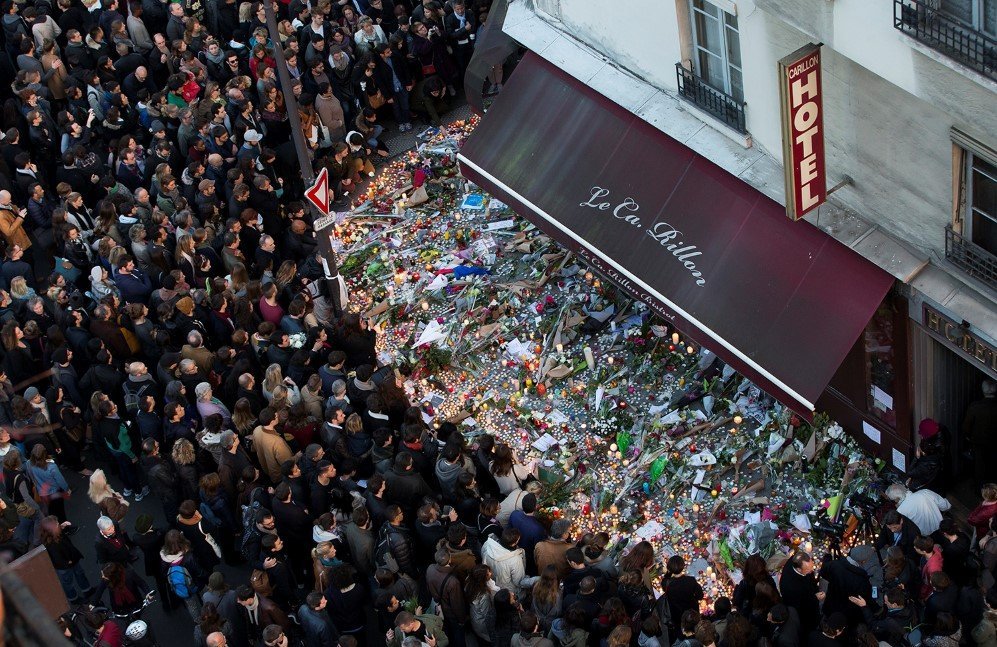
left=187, top=330, right=203, bottom=346
left=331, top=379, right=346, bottom=396
left=97, top=516, right=114, bottom=533
left=401, top=638, right=422, bottom=647
left=195, top=382, right=212, bottom=400
left=885, top=483, right=909, bottom=503
left=220, top=430, right=237, bottom=450
left=551, top=519, right=571, bottom=539
left=179, top=359, right=197, bottom=374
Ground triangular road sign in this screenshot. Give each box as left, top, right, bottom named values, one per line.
left=305, top=167, right=330, bottom=215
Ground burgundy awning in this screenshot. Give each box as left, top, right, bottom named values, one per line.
left=458, top=53, right=895, bottom=415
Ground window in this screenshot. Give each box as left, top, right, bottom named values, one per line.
left=689, top=0, right=743, bottom=102
left=968, top=152, right=997, bottom=254
left=939, top=0, right=997, bottom=37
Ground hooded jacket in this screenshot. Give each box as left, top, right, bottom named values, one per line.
left=481, top=535, right=527, bottom=597
left=435, top=454, right=473, bottom=501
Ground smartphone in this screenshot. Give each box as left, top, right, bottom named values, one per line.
left=872, top=586, right=879, bottom=599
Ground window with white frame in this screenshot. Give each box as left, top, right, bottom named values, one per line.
left=689, top=0, right=743, bottom=102
left=939, top=0, right=997, bottom=38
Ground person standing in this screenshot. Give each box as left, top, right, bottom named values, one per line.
left=779, top=551, right=822, bottom=636
left=966, top=380, right=997, bottom=488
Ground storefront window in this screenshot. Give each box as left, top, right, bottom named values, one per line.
left=865, top=303, right=898, bottom=427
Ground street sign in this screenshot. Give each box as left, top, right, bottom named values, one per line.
left=305, top=167, right=330, bottom=215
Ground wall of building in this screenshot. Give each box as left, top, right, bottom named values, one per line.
left=528, top=0, right=997, bottom=259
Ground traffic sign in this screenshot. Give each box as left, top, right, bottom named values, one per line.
left=305, top=167, right=330, bottom=215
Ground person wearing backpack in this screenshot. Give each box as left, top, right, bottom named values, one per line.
left=427, top=547, right=468, bottom=647
left=122, top=361, right=161, bottom=415
left=161, top=528, right=209, bottom=620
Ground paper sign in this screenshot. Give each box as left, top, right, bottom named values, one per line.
left=635, top=520, right=666, bottom=542
left=485, top=219, right=516, bottom=231
left=862, top=421, right=881, bottom=444
left=532, top=433, right=558, bottom=452
left=893, top=448, right=906, bottom=472
left=872, top=386, right=894, bottom=410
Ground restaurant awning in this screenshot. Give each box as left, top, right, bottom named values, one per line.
left=458, top=53, right=895, bottom=415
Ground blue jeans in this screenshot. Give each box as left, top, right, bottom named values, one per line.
left=57, top=563, right=91, bottom=601
left=367, top=124, right=385, bottom=149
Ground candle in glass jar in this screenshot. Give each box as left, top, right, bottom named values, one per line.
left=672, top=332, right=680, bottom=344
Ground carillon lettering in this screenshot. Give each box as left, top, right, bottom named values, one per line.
left=579, top=186, right=707, bottom=287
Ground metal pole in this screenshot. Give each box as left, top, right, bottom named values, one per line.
left=262, top=0, right=315, bottom=186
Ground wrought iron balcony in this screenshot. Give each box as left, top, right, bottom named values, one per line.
left=946, top=224, right=997, bottom=288
left=674, top=63, right=747, bottom=134
left=894, top=0, right=997, bottom=81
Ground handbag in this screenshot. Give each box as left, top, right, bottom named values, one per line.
left=421, top=62, right=437, bottom=77
left=250, top=569, right=273, bottom=597
left=368, top=90, right=386, bottom=110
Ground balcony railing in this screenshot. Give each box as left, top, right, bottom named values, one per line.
left=674, top=63, right=747, bottom=134
left=946, top=224, right=997, bottom=288
left=894, top=0, right=997, bottom=81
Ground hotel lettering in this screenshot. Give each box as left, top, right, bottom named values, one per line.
left=779, top=44, right=827, bottom=221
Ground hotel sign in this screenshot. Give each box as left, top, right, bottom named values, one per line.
left=924, top=305, right=997, bottom=375
left=778, top=43, right=827, bottom=221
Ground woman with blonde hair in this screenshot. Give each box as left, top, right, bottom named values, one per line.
left=311, top=540, right=340, bottom=592
left=88, top=469, right=130, bottom=510
left=8, top=276, right=35, bottom=302
left=262, top=363, right=298, bottom=403
left=172, top=438, right=200, bottom=502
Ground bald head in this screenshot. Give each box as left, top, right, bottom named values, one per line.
left=206, top=632, right=227, bottom=647
left=0, top=191, right=11, bottom=205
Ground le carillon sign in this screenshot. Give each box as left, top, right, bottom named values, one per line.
left=924, top=305, right=997, bottom=376
left=778, top=43, right=827, bottom=221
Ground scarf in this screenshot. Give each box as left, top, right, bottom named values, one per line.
left=204, top=49, right=225, bottom=65
left=333, top=51, right=351, bottom=73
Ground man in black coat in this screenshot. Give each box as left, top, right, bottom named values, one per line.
left=806, top=613, right=847, bottom=647
left=562, top=546, right=608, bottom=597
left=768, top=604, right=801, bottom=647
left=779, top=551, right=821, bottom=635
left=140, top=438, right=180, bottom=520
left=818, top=547, right=873, bottom=629
left=271, top=481, right=314, bottom=586
left=922, top=571, right=959, bottom=630
left=874, top=510, right=920, bottom=562
left=382, top=452, right=433, bottom=517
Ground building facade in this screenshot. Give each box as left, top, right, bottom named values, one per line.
left=492, top=0, right=997, bottom=484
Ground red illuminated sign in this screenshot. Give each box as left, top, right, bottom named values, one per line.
left=779, top=44, right=826, bottom=221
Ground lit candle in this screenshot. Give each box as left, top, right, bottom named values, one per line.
left=583, top=346, right=595, bottom=371
left=672, top=332, right=680, bottom=344
left=687, top=345, right=695, bottom=354
left=421, top=301, right=429, bottom=311
left=733, top=415, right=743, bottom=425
left=607, top=357, right=614, bottom=365
left=555, top=343, right=563, bottom=354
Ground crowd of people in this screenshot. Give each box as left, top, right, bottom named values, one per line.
left=1, top=0, right=997, bottom=646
